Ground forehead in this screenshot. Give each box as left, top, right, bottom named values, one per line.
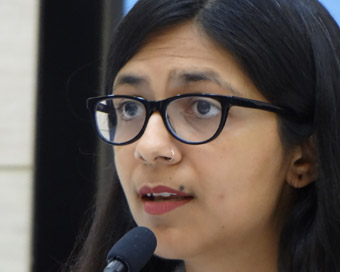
left=113, top=22, right=262, bottom=100
left=122, top=22, right=229, bottom=67
left=133, top=23, right=212, bottom=57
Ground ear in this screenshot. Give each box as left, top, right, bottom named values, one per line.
left=286, top=137, right=318, bottom=188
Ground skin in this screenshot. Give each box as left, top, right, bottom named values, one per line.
left=113, top=22, right=296, bottom=272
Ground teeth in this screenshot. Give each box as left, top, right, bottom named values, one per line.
left=153, top=192, right=177, bottom=197
left=145, top=192, right=177, bottom=198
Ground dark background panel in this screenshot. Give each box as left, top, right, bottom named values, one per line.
left=33, top=1, right=123, bottom=271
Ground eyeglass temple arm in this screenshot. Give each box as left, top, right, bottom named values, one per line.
left=231, top=97, right=289, bottom=115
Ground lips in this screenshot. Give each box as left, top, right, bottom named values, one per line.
left=139, top=185, right=193, bottom=215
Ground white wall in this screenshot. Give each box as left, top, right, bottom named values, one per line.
left=0, top=0, right=39, bottom=271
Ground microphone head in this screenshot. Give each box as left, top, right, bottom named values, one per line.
left=106, top=226, right=157, bottom=272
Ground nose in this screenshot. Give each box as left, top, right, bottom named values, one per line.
left=134, top=113, right=181, bottom=165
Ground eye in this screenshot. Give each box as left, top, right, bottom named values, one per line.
left=191, top=99, right=221, bottom=118
left=118, top=100, right=145, bottom=120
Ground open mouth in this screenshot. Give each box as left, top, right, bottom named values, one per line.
left=142, top=192, right=193, bottom=202
left=139, top=186, right=194, bottom=215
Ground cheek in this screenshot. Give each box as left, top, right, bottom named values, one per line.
left=114, top=146, right=136, bottom=192
left=193, top=124, right=286, bottom=223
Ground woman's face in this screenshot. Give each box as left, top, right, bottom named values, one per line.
left=113, top=22, right=293, bottom=265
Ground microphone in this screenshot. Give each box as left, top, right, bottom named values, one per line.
left=103, top=227, right=157, bottom=272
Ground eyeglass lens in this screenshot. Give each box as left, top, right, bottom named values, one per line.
left=95, top=96, right=223, bottom=144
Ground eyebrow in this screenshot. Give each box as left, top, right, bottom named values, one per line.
left=113, top=69, right=242, bottom=96
left=114, top=74, right=150, bottom=88
left=175, top=70, right=221, bottom=84
left=172, top=69, right=241, bottom=96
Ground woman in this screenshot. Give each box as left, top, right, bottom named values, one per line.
left=70, top=0, right=340, bottom=271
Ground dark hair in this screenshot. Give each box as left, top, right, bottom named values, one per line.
left=69, top=0, right=340, bottom=271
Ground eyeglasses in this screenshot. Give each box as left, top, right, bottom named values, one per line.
left=87, top=93, right=292, bottom=145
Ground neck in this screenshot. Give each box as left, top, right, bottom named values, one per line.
left=183, top=230, right=279, bottom=272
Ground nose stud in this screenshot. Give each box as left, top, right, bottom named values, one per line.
left=168, top=148, right=175, bottom=162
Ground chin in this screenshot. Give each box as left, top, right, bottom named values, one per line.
left=154, top=245, right=185, bottom=260
left=134, top=218, right=197, bottom=259
left=151, top=231, right=195, bottom=261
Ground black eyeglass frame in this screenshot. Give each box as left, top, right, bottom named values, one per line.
left=87, top=93, right=294, bottom=145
